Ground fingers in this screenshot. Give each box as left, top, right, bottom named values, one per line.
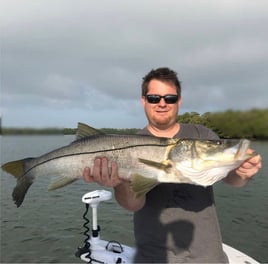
left=110, top=161, right=119, bottom=181
left=97, top=157, right=109, bottom=182
left=83, top=167, right=92, bottom=182
left=243, top=154, right=262, bottom=171
left=92, top=157, right=103, bottom=182
left=236, top=153, right=262, bottom=180
left=248, top=154, right=262, bottom=167
left=246, top=149, right=262, bottom=165
left=83, top=157, right=122, bottom=187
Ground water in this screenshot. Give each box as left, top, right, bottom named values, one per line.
left=0, top=136, right=267, bottom=263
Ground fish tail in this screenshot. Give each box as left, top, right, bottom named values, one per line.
left=2, top=158, right=34, bottom=207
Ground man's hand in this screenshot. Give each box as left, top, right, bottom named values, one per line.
left=235, top=150, right=262, bottom=180
left=83, top=157, right=145, bottom=211
left=224, top=149, right=262, bottom=186
left=83, top=157, right=123, bottom=187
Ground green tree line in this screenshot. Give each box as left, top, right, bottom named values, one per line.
left=177, top=108, right=268, bottom=139
left=1, top=108, right=268, bottom=139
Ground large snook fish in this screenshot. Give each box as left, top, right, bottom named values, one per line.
left=2, top=123, right=256, bottom=207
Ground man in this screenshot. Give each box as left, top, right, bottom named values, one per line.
left=83, top=67, right=262, bottom=263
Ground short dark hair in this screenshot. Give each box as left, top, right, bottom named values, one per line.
left=141, top=67, right=181, bottom=97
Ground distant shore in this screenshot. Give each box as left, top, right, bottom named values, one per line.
left=0, top=127, right=140, bottom=136
left=0, top=127, right=75, bottom=135
left=1, top=109, right=268, bottom=139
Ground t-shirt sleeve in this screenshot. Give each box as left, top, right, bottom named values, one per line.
left=180, top=123, right=220, bottom=140
left=197, top=125, right=219, bottom=140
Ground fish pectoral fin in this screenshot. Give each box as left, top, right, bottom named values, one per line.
left=138, top=158, right=173, bottom=172
left=76, top=122, right=105, bottom=139
left=48, top=176, right=78, bottom=191
left=130, top=174, right=158, bottom=198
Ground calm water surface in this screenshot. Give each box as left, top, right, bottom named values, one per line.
left=1, top=136, right=267, bottom=263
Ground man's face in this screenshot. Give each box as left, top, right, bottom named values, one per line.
left=141, top=79, right=181, bottom=129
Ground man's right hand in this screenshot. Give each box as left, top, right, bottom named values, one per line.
left=83, top=156, right=146, bottom=211
left=83, top=157, right=123, bottom=188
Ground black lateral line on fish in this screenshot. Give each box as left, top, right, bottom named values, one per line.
left=20, top=142, right=173, bottom=177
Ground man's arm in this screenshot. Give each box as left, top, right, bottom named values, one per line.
left=223, top=150, right=262, bottom=187
left=83, top=157, right=145, bottom=211
left=114, top=181, right=145, bottom=211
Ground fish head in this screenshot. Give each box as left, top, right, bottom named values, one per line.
left=195, top=139, right=255, bottom=167
left=171, top=138, right=257, bottom=173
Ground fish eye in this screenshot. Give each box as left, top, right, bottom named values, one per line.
left=216, top=140, right=222, bottom=145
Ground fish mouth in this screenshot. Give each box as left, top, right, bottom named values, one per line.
left=233, top=139, right=250, bottom=159
left=222, top=139, right=250, bottom=160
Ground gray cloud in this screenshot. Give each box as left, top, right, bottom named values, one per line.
left=1, top=0, right=267, bottom=128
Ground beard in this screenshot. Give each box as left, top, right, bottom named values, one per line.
left=148, top=112, right=176, bottom=129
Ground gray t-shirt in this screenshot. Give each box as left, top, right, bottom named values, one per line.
left=134, top=123, right=228, bottom=263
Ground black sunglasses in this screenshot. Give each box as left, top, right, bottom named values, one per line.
left=145, top=94, right=179, bottom=104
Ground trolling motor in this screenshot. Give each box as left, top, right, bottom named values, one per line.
left=74, top=190, right=260, bottom=264
left=75, top=190, right=136, bottom=263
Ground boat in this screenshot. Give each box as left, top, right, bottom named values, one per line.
left=75, top=190, right=259, bottom=264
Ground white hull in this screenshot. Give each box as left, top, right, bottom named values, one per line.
left=79, top=237, right=259, bottom=264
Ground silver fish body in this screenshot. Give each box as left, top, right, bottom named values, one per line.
left=1, top=123, right=256, bottom=207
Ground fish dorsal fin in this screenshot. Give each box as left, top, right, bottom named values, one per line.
left=138, top=158, right=173, bottom=173
left=76, top=122, right=105, bottom=139
left=130, top=174, right=158, bottom=198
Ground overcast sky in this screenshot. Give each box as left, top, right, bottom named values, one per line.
left=1, top=0, right=267, bottom=129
